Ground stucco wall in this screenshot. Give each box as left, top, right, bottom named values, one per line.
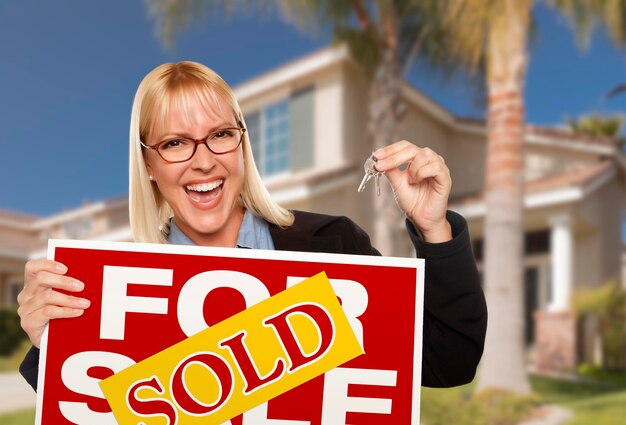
left=341, top=63, right=370, bottom=165
left=312, top=65, right=346, bottom=169
left=574, top=228, right=601, bottom=290
left=595, top=178, right=626, bottom=284
left=574, top=176, right=626, bottom=289
left=106, top=203, right=132, bottom=232
left=446, top=130, right=486, bottom=198
left=0, top=225, right=40, bottom=252
left=525, top=145, right=599, bottom=182
left=396, top=102, right=449, bottom=158
left=309, top=184, right=358, bottom=219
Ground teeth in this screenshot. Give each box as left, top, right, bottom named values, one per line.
left=186, top=180, right=223, bottom=192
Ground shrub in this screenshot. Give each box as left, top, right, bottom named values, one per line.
left=573, top=280, right=626, bottom=369
left=472, top=388, right=540, bottom=425
left=422, top=390, right=481, bottom=425
left=8, top=339, right=32, bottom=370
left=0, top=307, right=27, bottom=356
left=576, top=363, right=626, bottom=386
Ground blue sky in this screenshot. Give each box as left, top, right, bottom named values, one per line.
left=1, top=1, right=625, bottom=223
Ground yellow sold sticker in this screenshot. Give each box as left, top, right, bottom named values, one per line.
left=100, top=271, right=363, bottom=425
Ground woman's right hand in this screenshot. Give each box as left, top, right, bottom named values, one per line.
left=17, top=259, right=90, bottom=348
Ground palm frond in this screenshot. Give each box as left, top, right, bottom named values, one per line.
left=605, top=83, right=626, bottom=99
left=275, top=0, right=354, bottom=34
left=145, top=0, right=275, bottom=49
left=601, top=0, right=626, bottom=44
left=566, top=113, right=625, bottom=138
left=333, top=25, right=381, bottom=77
left=548, top=0, right=626, bottom=48
left=547, top=0, right=597, bottom=48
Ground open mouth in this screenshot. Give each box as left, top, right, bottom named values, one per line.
left=184, top=179, right=224, bottom=204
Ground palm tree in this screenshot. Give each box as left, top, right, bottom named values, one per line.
left=143, top=0, right=467, bottom=256
left=566, top=113, right=626, bottom=146
left=549, top=0, right=626, bottom=47
left=551, top=0, right=626, bottom=138
left=443, top=0, right=624, bottom=394
left=443, top=0, right=533, bottom=394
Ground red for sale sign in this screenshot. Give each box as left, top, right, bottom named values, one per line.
left=37, top=239, right=424, bottom=424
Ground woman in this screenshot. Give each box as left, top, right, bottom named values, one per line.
left=18, top=61, right=486, bottom=391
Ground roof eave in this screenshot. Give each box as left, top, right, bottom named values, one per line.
left=233, top=45, right=350, bottom=102
left=451, top=165, right=617, bottom=219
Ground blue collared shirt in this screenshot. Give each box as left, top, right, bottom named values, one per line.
left=168, top=210, right=275, bottom=250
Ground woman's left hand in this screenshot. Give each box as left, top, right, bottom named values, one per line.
left=374, top=140, right=452, bottom=243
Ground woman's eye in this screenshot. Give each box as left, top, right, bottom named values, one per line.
left=161, top=139, right=186, bottom=150
left=212, top=130, right=234, bottom=139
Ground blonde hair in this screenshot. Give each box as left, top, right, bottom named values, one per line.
left=129, top=61, right=294, bottom=244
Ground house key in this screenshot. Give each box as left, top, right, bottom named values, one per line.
left=357, top=154, right=381, bottom=196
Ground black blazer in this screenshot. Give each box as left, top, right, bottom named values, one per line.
left=269, top=209, right=487, bottom=388
left=20, top=210, right=486, bottom=390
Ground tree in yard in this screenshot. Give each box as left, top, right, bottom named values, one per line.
left=443, top=0, right=625, bottom=394
left=443, top=0, right=533, bottom=394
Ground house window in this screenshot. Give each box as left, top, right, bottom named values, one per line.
left=10, top=282, right=23, bottom=307
left=246, top=100, right=290, bottom=177
left=245, top=86, right=315, bottom=178
left=265, top=102, right=290, bottom=176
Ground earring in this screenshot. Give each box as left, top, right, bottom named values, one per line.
left=149, top=175, right=154, bottom=181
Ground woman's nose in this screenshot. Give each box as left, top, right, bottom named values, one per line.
left=189, top=142, right=216, bottom=171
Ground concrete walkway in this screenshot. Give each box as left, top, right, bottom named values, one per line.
left=519, top=405, right=574, bottom=425
left=0, top=372, right=36, bottom=414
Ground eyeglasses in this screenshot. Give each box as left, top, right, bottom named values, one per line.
left=141, top=126, right=246, bottom=163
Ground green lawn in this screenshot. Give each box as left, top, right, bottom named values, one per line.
left=1, top=374, right=623, bottom=425
left=531, top=374, right=626, bottom=425
left=0, top=409, right=35, bottom=425
left=0, top=355, right=16, bottom=373
left=420, top=374, right=625, bottom=425
left=564, top=390, right=626, bottom=425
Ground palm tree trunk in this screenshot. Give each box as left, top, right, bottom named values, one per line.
left=369, top=48, right=405, bottom=256
left=478, top=1, right=531, bottom=394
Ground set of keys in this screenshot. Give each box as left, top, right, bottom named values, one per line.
left=357, top=153, right=382, bottom=196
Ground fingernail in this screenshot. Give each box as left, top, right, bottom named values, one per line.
left=374, top=149, right=384, bottom=158
left=376, top=160, right=386, bottom=169
left=72, top=280, right=84, bottom=291
left=78, top=298, right=90, bottom=308
left=56, top=263, right=68, bottom=273
left=72, top=309, right=84, bottom=316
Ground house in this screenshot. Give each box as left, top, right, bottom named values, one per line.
left=1, top=45, right=624, bottom=370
